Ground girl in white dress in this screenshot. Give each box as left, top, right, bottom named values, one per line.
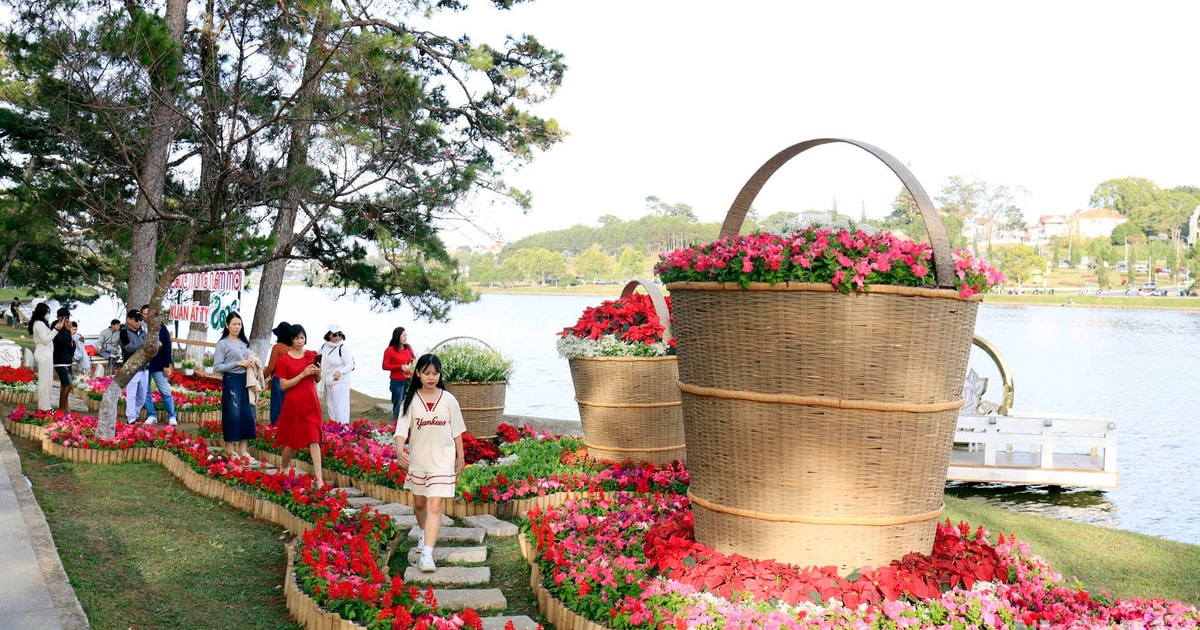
left=394, top=354, right=465, bottom=572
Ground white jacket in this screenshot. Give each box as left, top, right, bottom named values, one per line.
left=319, top=341, right=354, bottom=388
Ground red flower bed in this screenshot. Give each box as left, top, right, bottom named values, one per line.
left=168, top=371, right=223, bottom=392
left=643, top=512, right=1004, bottom=609
left=462, top=432, right=501, bottom=463
left=0, top=365, right=36, bottom=384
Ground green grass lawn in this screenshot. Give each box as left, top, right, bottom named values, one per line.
left=12, top=434, right=300, bottom=630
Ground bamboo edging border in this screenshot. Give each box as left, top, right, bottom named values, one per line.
left=3, top=419, right=46, bottom=442
left=0, top=390, right=37, bottom=404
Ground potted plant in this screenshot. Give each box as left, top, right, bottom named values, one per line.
left=201, top=353, right=214, bottom=374
left=172, top=351, right=183, bottom=370
left=653, top=138, right=1006, bottom=572
left=429, top=337, right=513, bottom=441
left=556, top=280, right=684, bottom=466
left=181, top=359, right=196, bottom=376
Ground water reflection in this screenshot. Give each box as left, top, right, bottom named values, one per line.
left=946, top=482, right=1118, bottom=529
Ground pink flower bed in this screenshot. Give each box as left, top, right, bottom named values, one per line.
left=526, top=493, right=1200, bottom=629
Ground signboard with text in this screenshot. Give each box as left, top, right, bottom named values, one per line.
left=170, top=270, right=244, bottom=292
left=170, top=270, right=244, bottom=329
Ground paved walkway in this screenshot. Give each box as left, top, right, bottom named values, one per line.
left=0, top=423, right=89, bottom=629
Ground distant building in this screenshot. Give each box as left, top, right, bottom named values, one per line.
left=1037, top=215, right=1068, bottom=239
left=1067, top=208, right=1127, bottom=239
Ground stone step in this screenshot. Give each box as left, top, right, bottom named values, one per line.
left=347, top=496, right=383, bottom=508
left=406, top=545, right=488, bottom=564
left=408, top=525, right=484, bottom=544
left=374, top=503, right=414, bottom=518
left=463, top=514, right=519, bottom=537
left=481, top=615, right=540, bottom=630
left=403, top=565, right=490, bottom=585
left=432, top=588, right=506, bottom=612
left=332, top=486, right=364, bottom=498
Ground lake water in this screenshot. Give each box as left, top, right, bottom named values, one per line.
left=67, top=288, right=1200, bottom=546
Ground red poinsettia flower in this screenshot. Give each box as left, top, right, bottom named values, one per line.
left=560, top=293, right=672, bottom=346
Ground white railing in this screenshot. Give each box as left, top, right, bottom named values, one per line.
left=955, top=412, right=1117, bottom=472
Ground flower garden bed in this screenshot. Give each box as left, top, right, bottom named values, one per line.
left=7, top=405, right=1197, bottom=629
left=73, top=372, right=264, bottom=423
left=0, top=365, right=37, bottom=405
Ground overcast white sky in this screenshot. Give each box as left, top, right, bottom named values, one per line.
left=427, top=1, right=1200, bottom=247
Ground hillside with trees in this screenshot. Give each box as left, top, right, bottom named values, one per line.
left=461, top=177, right=1200, bottom=289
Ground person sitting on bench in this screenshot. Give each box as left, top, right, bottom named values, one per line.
left=96, top=319, right=123, bottom=374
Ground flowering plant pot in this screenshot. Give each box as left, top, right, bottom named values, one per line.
left=556, top=282, right=675, bottom=359
left=655, top=138, right=1004, bottom=572
left=429, top=337, right=512, bottom=440
left=558, top=280, right=685, bottom=466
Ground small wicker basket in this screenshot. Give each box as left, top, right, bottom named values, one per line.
left=429, top=336, right=507, bottom=441
left=568, top=280, right=685, bottom=466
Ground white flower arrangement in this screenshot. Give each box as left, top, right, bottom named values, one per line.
left=555, top=334, right=675, bottom=360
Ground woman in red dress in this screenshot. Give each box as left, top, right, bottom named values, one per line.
left=274, top=324, right=324, bottom=485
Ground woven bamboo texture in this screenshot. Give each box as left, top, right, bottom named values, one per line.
left=569, top=356, right=685, bottom=466
left=672, top=139, right=980, bottom=571
left=444, top=381, right=506, bottom=441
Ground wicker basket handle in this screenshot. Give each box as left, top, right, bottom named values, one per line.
left=720, top=138, right=955, bottom=289
left=429, top=335, right=497, bottom=354
left=620, top=279, right=673, bottom=343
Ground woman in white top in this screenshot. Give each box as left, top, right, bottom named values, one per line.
left=28, top=303, right=55, bottom=412
left=318, top=324, right=355, bottom=423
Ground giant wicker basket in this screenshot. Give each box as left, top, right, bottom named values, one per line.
left=668, top=139, right=981, bottom=572
left=431, top=337, right=507, bottom=441
left=568, top=280, right=685, bottom=466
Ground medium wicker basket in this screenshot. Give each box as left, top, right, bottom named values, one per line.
left=669, top=139, right=980, bottom=572
left=443, top=381, right=506, bottom=441
left=568, top=280, right=685, bottom=466
left=430, top=336, right=507, bottom=441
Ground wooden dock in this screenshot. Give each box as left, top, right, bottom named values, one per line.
left=951, top=411, right=1118, bottom=488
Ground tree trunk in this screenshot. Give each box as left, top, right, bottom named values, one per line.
left=248, top=11, right=332, bottom=358
left=100, top=0, right=190, bottom=437
left=124, top=0, right=190, bottom=310
left=0, top=242, right=23, bottom=287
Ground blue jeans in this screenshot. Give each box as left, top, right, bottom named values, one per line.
left=143, top=370, right=177, bottom=419
left=124, top=370, right=149, bottom=424
left=389, top=378, right=407, bottom=421
left=269, top=376, right=284, bottom=425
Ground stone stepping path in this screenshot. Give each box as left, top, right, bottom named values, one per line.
left=362, top=505, right=537, bottom=627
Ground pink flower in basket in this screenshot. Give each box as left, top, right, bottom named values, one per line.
left=655, top=227, right=1005, bottom=297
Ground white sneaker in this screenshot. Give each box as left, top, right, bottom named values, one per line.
left=145, top=416, right=158, bottom=425
left=419, top=551, right=436, bottom=573
left=167, top=417, right=178, bottom=426
left=415, top=529, right=425, bottom=549
left=245, top=455, right=260, bottom=467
